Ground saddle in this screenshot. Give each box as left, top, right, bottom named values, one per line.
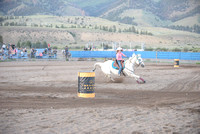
left=112, top=60, right=125, bottom=70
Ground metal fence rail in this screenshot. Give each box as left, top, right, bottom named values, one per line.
left=70, top=51, right=200, bottom=60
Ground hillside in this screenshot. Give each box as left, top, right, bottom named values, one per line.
left=0, top=0, right=116, bottom=16
left=0, top=0, right=199, bottom=27
left=0, top=15, right=200, bottom=51
left=102, top=0, right=200, bottom=27
left=0, top=0, right=200, bottom=51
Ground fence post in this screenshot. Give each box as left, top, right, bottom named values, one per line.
left=156, top=51, right=157, bottom=64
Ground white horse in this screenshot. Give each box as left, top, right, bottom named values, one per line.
left=93, top=54, right=145, bottom=84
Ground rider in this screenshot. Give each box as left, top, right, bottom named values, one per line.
left=116, top=47, right=126, bottom=76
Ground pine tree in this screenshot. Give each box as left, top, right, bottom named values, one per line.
left=17, top=41, right=21, bottom=48
left=0, top=35, right=3, bottom=44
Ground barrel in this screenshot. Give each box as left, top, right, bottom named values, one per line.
left=174, top=59, right=179, bottom=67
left=78, top=71, right=95, bottom=98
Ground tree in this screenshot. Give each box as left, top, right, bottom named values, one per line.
left=61, top=24, right=64, bottom=28
left=172, top=48, right=181, bottom=52
left=4, top=22, right=9, bottom=26
left=53, top=46, right=58, bottom=49
left=113, top=25, right=116, bottom=32
left=0, top=17, right=4, bottom=22
left=21, top=42, right=26, bottom=48
left=17, top=41, right=21, bottom=48
left=10, top=22, right=15, bottom=26
left=145, top=47, right=154, bottom=51
left=0, top=35, right=3, bottom=44
left=95, top=25, right=98, bottom=29
left=131, top=26, right=136, bottom=33
left=134, top=45, right=140, bottom=49
left=109, top=27, right=113, bottom=32
left=183, top=47, right=189, bottom=52
left=35, top=41, right=41, bottom=48
left=102, top=26, right=108, bottom=31
left=42, top=41, right=48, bottom=48
left=26, top=41, right=32, bottom=48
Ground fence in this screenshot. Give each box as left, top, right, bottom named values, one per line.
left=70, top=51, right=200, bottom=60
left=1, top=50, right=200, bottom=61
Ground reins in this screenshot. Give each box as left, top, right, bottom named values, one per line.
left=124, top=56, right=136, bottom=73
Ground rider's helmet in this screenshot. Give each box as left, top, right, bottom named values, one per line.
left=117, top=47, right=123, bottom=51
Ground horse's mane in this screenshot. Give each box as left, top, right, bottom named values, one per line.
left=126, top=54, right=136, bottom=64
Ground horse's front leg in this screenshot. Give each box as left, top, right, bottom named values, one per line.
left=130, top=73, right=145, bottom=84
left=106, top=74, right=115, bottom=82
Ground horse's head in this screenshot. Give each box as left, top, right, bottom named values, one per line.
left=130, top=54, right=145, bottom=67
left=136, top=54, right=145, bottom=67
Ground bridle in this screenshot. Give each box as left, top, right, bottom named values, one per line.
left=124, top=55, right=138, bottom=73
left=127, top=55, right=143, bottom=65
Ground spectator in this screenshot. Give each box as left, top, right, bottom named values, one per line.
left=53, top=48, right=57, bottom=58
left=31, top=48, right=35, bottom=58
left=14, top=48, right=17, bottom=56
left=45, top=48, right=47, bottom=54
left=23, top=48, right=27, bottom=53
left=11, top=44, right=15, bottom=50
left=62, top=49, right=65, bottom=57
left=18, top=48, right=21, bottom=58
left=21, top=48, right=24, bottom=57
left=39, top=52, right=43, bottom=58
left=9, top=45, right=12, bottom=58
left=65, top=46, right=68, bottom=57
left=84, top=47, right=88, bottom=51
left=2, top=43, right=6, bottom=50
left=0, top=48, right=3, bottom=60
left=36, top=51, right=40, bottom=58
left=8, top=44, right=10, bottom=50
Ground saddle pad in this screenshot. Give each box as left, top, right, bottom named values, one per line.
left=112, top=61, right=125, bottom=70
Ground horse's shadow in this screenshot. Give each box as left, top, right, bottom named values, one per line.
left=95, top=71, right=124, bottom=83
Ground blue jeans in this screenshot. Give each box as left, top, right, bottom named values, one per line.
left=54, top=54, right=57, bottom=58
left=117, top=60, right=122, bottom=75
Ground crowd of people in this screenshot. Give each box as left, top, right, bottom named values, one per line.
left=0, top=43, right=58, bottom=60
left=0, top=43, right=28, bottom=60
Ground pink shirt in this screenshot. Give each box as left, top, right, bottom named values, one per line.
left=116, top=52, right=125, bottom=60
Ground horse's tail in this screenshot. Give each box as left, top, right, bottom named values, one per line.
left=93, top=62, right=103, bottom=72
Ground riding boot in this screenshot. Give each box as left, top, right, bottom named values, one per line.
left=121, top=70, right=126, bottom=76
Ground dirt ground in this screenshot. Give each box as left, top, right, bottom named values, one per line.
left=0, top=61, right=200, bottom=134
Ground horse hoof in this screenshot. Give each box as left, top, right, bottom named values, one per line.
left=137, top=80, right=145, bottom=84
left=111, top=79, right=115, bottom=82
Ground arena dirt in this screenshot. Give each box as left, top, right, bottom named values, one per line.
left=0, top=61, right=200, bottom=133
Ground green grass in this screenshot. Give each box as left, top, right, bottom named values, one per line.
left=0, top=59, right=16, bottom=62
